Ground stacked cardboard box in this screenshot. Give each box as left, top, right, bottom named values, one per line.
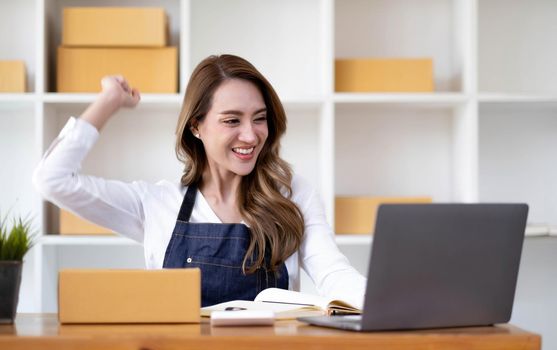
left=0, top=61, right=26, bottom=92
left=59, top=209, right=113, bottom=235
left=335, top=58, right=434, bottom=92
left=335, top=196, right=432, bottom=234
left=57, top=7, right=177, bottom=93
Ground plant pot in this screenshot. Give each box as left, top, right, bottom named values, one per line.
left=0, top=261, right=22, bottom=324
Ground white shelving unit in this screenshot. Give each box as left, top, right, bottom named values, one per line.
left=1, top=0, right=556, bottom=348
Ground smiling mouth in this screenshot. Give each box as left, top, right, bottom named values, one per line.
left=232, top=147, right=255, bottom=155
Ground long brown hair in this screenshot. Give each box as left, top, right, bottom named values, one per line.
left=175, top=54, right=304, bottom=274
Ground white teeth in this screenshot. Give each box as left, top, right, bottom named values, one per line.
left=233, top=147, right=254, bottom=155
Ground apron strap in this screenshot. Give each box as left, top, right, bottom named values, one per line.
left=177, top=183, right=198, bottom=222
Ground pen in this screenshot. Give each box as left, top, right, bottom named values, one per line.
left=224, top=307, right=247, bottom=311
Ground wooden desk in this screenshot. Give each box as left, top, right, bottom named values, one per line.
left=0, top=314, right=541, bottom=350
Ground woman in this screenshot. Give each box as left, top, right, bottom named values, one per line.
left=33, top=54, right=366, bottom=307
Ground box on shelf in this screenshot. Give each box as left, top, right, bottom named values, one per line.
left=62, top=7, right=168, bottom=47
left=335, top=196, right=433, bottom=235
left=335, top=58, right=434, bottom=92
left=59, top=209, right=114, bottom=235
left=0, top=60, right=26, bottom=92
left=57, top=47, right=177, bottom=93
left=59, top=269, right=201, bottom=323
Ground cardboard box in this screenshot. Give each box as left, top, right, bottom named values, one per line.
left=59, top=209, right=114, bottom=235
left=335, top=196, right=432, bottom=234
left=59, top=269, right=201, bottom=323
left=335, top=58, right=434, bottom=92
left=0, top=60, right=26, bottom=92
left=57, top=46, right=177, bottom=93
left=62, top=7, right=168, bottom=47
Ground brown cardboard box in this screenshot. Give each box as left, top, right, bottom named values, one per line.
left=57, top=46, right=177, bottom=93
left=62, top=7, right=167, bottom=47
left=335, top=58, right=434, bottom=92
left=59, top=269, right=201, bottom=323
left=59, top=209, right=114, bottom=235
left=335, top=196, right=432, bottom=234
left=0, top=60, right=26, bottom=92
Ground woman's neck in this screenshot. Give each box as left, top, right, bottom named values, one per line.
left=199, top=166, right=242, bottom=205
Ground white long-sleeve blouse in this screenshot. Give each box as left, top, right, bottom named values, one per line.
left=33, top=117, right=367, bottom=308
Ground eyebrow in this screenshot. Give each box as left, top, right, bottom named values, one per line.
left=218, top=108, right=267, bottom=116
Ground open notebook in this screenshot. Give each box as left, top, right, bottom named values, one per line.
left=201, top=288, right=361, bottom=320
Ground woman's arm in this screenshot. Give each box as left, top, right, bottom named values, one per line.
left=294, top=176, right=367, bottom=309
left=81, top=75, right=140, bottom=130
left=33, top=76, right=147, bottom=242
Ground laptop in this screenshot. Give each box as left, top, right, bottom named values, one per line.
left=298, top=203, right=528, bottom=331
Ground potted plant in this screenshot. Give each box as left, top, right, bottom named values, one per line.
left=0, top=214, right=36, bottom=324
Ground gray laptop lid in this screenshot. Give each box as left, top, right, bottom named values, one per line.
left=360, top=203, right=528, bottom=331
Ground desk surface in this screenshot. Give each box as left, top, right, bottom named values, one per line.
left=0, top=314, right=541, bottom=350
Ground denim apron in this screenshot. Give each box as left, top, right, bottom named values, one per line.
left=163, top=183, right=289, bottom=306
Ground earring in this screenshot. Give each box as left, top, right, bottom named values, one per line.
left=194, top=133, right=200, bottom=138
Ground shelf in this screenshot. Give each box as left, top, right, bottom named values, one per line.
left=526, top=225, right=557, bottom=237
left=38, top=230, right=556, bottom=249
left=479, top=94, right=557, bottom=104
left=42, top=93, right=183, bottom=104
left=41, top=93, right=323, bottom=109
left=334, top=93, right=467, bottom=106
left=335, top=235, right=372, bottom=246
left=42, top=93, right=184, bottom=115
left=0, top=94, right=37, bottom=108
left=0, top=93, right=472, bottom=107
left=39, top=235, right=140, bottom=246
left=525, top=225, right=552, bottom=237
left=38, top=228, right=556, bottom=247
left=335, top=225, right=556, bottom=245
left=0, top=93, right=36, bottom=102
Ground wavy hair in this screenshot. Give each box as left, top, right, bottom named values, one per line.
left=175, top=54, right=304, bottom=274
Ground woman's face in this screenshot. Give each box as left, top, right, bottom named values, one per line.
left=195, top=78, right=269, bottom=177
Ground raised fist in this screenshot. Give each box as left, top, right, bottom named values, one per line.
left=100, top=75, right=141, bottom=108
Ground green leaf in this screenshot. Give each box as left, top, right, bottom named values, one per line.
left=0, top=212, right=37, bottom=261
